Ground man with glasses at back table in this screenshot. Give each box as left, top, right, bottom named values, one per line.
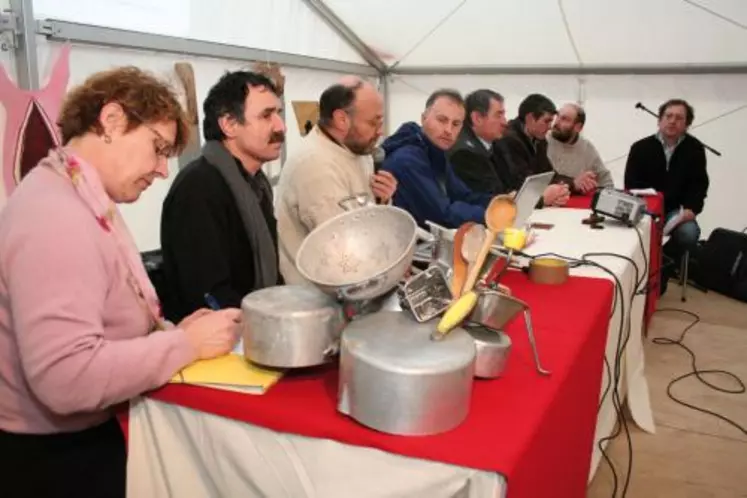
left=624, top=98, right=709, bottom=293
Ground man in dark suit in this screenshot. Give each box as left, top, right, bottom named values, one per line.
left=449, top=89, right=510, bottom=194
left=459, top=92, right=570, bottom=206
left=624, top=98, right=709, bottom=291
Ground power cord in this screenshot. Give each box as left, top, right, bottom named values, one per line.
left=651, top=308, right=747, bottom=436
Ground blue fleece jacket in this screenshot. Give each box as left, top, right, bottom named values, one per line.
left=381, top=122, right=492, bottom=229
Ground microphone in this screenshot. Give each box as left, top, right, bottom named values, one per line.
left=372, top=146, right=387, bottom=204
left=634, top=102, right=722, bottom=157
left=634, top=102, right=658, bottom=118
left=372, top=146, right=386, bottom=173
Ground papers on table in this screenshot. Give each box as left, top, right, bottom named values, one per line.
left=663, top=206, right=685, bottom=236
left=629, top=188, right=657, bottom=197
left=170, top=338, right=285, bottom=395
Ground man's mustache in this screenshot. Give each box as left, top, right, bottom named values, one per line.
left=269, top=131, right=286, bottom=144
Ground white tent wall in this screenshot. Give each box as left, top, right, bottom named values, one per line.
left=3, top=0, right=747, bottom=249
left=387, top=73, right=747, bottom=239
left=1, top=0, right=378, bottom=251
left=30, top=38, right=373, bottom=251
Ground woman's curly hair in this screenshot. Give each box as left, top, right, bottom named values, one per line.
left=57, top=66, right=190, bottom=155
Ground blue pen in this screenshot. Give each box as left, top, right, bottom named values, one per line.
left=203, top=293, right=221, bottom=311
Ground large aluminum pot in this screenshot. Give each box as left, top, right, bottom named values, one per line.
left=295, top=205, right=419, bottom=302
left=338, top=311, right=476, bottom=436
left=240, top=285, right=347, bottom=368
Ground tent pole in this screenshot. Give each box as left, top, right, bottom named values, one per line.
left=35, top=20, right=379, bottom=77
left=379, top=73, right=390, bottom=135
left=6, top=0, right=40, bottom=90
left=390, top=64, right=747, bottom=75
left=300, top=0, right=387, bottom=75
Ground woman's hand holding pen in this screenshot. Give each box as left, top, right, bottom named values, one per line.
left=181, top=307, right=242, bottom=360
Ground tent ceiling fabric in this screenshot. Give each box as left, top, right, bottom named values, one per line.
left=323, top=0, right=747, bottom=69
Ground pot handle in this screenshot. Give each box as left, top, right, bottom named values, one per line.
left=338, top=193, right=372, bottom=212
left=415, top=225, right=435, bottom=243
left=337, top=275, right=386, bottom=301
left=522, top=309, right=551, bottom=376
left=323, top=341, right=340, bottom=358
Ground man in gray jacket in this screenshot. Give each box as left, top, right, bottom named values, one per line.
left=547, top=103, right=614, bottom=193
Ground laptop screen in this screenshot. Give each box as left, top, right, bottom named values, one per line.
left=512, top=172, right=555, bottom=228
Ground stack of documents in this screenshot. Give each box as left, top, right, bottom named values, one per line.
left=170, top=339, right=284, bottom=394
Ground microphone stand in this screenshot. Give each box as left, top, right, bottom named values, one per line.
left=634, top=102, right=722, bottom=156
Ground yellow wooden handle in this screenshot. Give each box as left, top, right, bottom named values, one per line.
left=436, top=290, right=478, bottom=335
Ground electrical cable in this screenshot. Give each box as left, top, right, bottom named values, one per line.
left=651, top=308, right=747, bottom=437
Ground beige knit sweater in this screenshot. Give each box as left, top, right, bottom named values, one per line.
left=275, top=127, right=374, bottom=285
left=547, top=134, right=614, bottom=189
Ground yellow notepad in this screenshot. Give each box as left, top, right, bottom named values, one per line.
left=171, top=352, right=285, bottom=395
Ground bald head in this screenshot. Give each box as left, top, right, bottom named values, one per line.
left=318, top=75, right=384, bottom=155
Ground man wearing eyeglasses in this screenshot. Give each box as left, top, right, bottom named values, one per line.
left=274, top=76, right=397, bottom=285
left=159, top=71, right=285, bottom=322
left=624, top=98, right=710, bottom=294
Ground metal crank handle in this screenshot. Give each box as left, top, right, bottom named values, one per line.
left=523, top=309, right=551, bottom=376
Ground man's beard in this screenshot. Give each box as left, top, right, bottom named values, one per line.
left=344, top=133, right=376, bottom=155
left=551, top=128, right=574, bottom=143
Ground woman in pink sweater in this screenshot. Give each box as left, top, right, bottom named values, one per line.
left=0, top=67, right=241, bottom=497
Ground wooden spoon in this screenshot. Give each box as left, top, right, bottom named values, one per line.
left=461, top=196, right=517, bottom=293
left=450, top=222, right=474, bottom=298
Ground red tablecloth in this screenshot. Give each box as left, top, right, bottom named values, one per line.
left=564, top=193, right=664, bottom=331
left=134, top=272, right=613, bottom=498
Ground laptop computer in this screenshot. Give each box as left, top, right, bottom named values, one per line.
left=511, top=171, right=555, bottom=228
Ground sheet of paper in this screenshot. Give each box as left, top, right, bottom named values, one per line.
left=663, top=207, right=684, bottom=236
left=629, top=188, right=657, bottom=196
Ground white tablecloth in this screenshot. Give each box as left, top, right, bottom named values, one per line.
left=523, top=208, right=656, bottom=480
left=126, top=207, right=653, bottom=497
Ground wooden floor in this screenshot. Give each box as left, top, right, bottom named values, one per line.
left=587, top=283, right=747, bottom=497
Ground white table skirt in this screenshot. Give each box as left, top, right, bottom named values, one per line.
left=126, top=397, right=505, bottom=498
left=126, top=207, right=653, bottom=497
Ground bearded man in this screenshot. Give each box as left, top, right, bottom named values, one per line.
left=275, top=76, right=398, bottom=284
left=546, top=102, right=614, bottom=192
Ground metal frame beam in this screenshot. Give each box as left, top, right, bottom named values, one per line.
left=390, top=63, right=747, bottom=76
left=8, top=0, right=40, bottom=89
left=36, top=19, right=379, bottom=77
left=301, top=0, right=387, bottom=74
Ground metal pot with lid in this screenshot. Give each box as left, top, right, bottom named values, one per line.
left=338, top=311, right=476, bottom=436
left=241, top=285, right=347, bottom=368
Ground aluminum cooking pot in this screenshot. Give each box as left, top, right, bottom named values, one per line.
left=464, top=324, right=512, bottom=379
left=240, top=285, right=347, bottom=368
left=469, top=289, right=551, bottom=376
left=338, top=311, right=476, bottom=436
left=295, top=204, right=421, bottom=302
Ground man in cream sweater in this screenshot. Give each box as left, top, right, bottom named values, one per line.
left=275, top=77, right=397, bottom=284
left=547, top=103, right=614, bottom=193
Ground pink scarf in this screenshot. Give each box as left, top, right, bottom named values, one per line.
left=39, top=147, right=165, bottom=331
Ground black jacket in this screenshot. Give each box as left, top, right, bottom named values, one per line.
left=624, top=134, right=709, bottom=215
left=491, top=119, right=576, bottom=192
left=449, top=126, right=511, bottom=195
left=160, top=156, right=281, bottom=322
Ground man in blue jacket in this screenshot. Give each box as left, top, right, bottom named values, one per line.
left=380, top=89, right=493, bottom=229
